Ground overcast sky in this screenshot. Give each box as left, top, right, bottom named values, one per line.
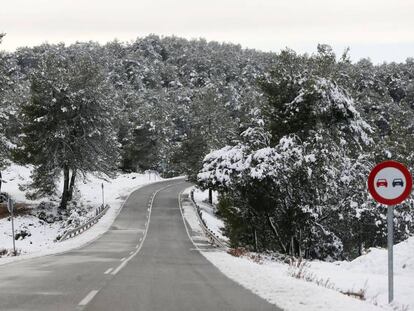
left=1, top=0, right=414, bottom=63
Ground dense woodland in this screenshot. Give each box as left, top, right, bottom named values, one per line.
left=1, top=34, right=414, bottom=260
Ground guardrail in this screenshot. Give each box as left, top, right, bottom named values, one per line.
left=189, top=189, right=229, bottom=249
left=59, top=204, right=109, bottom=241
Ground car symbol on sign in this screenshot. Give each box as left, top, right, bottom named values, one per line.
left=376, top=179, right=388, bottom=187
left=392, top=178, right=404, bottom=187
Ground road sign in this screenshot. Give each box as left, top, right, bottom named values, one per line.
left=368, top=160, right=412, bottom=205
left=7, top=198, right=16, bottom=255
left=367, top=160, right=412, bottom=304
left=101, top=183, right=105, bottom=208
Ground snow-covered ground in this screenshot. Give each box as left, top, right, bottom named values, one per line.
left=309, top=238, right=414, bottom=310
left=201, top=251, right=388, bottom=311
left=191, top=187, right=412, bottom=311
left=0, top=164, right=161, bottom=264
left=192, top=188, right=228, bottom=241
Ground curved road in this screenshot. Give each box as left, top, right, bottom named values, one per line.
left=0, top=179, right=279, bottom=311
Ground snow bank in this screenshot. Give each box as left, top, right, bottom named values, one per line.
left=202, top=251, right=387, bottom=311
left=309, top=237, right=414, bottom=309
left=0, top=164, right=161, bottom=264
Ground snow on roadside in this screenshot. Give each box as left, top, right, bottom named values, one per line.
left=181, top=187, right=204, bottom=235
left=0, top=164, right=161, bottom=265
left=308, top=237, right=414, bottom=310
left=0, top=215, right=61, bottom=254
left=182, top=186, right=388, bottom=311
left=192, top=187, right=228, bottom=241
left=202, top=251, right=387, bottom=311
left=193, top=187, right=218, bottom=205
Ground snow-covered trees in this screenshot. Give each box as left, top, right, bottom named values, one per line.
left=1, top=35, right=414, bottom=255
left=0, top=34, right=9, bottom=170
left=101, top=36, right=268, bottom=175
left=15, top=46, right=119, bottom=208
left=198, top=49, right=414, bottom=260
left=0, top=34, right=8, bottom=194
left=0, top=34, right=28, bottom=191
left=3, top=35, right=271, bottom=182
left=0, top=35, right=15, bottom=168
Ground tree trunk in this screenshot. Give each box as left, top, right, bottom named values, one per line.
left=208, top=188, right=213, bottom=204
left=266, top=214, right=287, bottom=254
left=60, top=165, right=70, bottom=209
left=254, top=229, right=258, bottom=252
left=67, top=169, right=77, bottom=201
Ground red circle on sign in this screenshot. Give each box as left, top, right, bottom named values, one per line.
left=368, top=160, right=412, bottom=205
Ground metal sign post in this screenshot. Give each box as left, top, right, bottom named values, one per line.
left=7, top=198, right=16, bottom=256
left=387, top=205, right=394, bottom=303
left=368, top=160, right=412, bottom=304
left=101, top=183, right=105, bottom=208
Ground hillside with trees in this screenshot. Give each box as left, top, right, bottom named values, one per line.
left=1, top=35, right=414, bottom=260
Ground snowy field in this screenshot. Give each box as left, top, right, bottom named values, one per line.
left=0, top=164, right=161, bottom=264
left=191, top=187, right=413, bottom=311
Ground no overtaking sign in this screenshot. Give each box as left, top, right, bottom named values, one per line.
left=368, top=160, right=412, bottom=205
left=368, top=160, right=413, bottom=304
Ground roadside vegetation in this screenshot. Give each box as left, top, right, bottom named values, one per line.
left=1, top=34, right=413, bottom=260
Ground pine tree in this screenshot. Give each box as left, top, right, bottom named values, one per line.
left=198, top=51, right=375, bottom=259
left=0, top=33, right=7, bottom=194
left=0, top=33, right=8, bottom=170
left=0, top=34, right=26, bottom=191
left=16, top=47, right=119, bottom=208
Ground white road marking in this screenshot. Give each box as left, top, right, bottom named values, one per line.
left=178, top=190, right=199, bottom=251
left=78, top=290, right=99, bottom=306
left=129, top=251, right=134, bottom=255
left=104, top=268, right=113, bottom=274
left=178, top=190, right=215, bottom=254
left=120, top=257, right=126, bottom=262
left=111, top=182, right=183, bottom=276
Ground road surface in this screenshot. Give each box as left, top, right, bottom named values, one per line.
left=0, top=179, right=279, bottom=310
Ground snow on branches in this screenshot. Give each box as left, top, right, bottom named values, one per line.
left=198, top=73, right=379, bottom=260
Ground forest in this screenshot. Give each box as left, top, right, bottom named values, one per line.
left=1, top=34, right=414, bottom=260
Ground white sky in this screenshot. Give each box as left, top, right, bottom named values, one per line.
left=1, top=0, right=414, bottom=63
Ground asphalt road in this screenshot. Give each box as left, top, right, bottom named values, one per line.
left=0, top=179, right=279, bottom=311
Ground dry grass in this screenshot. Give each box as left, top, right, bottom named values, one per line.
left=0, top=248, right=21, bottom=257
left=227, top=248, right=264, bottom=264
left=288, top=257, right=366, bottom=301
left=228, top=247, right=249, bottom=257
left=0, top=202, right=31, bottom=219
left=340, top=288, right=366, bottom=300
